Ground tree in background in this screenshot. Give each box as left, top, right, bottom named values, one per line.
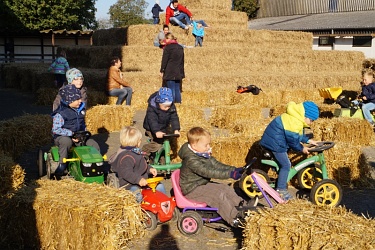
left=0, top=0, right=97, bottom=31
left=109, top=0, right=149, bottom=27
left=233, top=0, right=260, bottom=19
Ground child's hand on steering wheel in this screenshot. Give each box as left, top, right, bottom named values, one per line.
left=149, top=168, right=157, bottom=177
left=308, top=139, right=319, bottom=146
left=139, top=178, right=148, bottom=187
left=156, top=131, right=165, bottom=138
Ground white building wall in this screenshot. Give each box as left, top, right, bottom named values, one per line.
left=313, top=37, right=375, bottom=58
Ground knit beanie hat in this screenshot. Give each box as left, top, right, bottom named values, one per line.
left=155, top=87, right=173, bottom=105
left=59, top=85, right=82, bottom=105
left=303, top=101, right=319, bottom=121
left=66, top=68, right=83, bottom=84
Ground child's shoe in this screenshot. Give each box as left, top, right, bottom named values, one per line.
left=277, top=189, right=293, bottom=201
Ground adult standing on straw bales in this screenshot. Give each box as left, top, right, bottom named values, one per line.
left=52, top=68, right=87, bottom=111
left=358, top=71, right=375, bottom=127
left=48, top=50, right=70, bottom=88
left=260, top=101, right=320, bottom=201
left=152, top=0, right=164, bottom=25
left=160, top=33, right=185, bottom=103
left=107, top=57, right=133, bottom=106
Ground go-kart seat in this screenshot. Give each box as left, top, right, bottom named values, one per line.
left=171, top=169, right=207, bottom=208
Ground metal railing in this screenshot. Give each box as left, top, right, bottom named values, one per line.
left=257, top=0, right=375, bottom=17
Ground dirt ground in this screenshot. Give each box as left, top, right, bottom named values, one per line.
left=2, top=88, right=375, bottom=250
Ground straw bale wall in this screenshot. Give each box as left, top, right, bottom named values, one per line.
left=85, top=105, right=135, bottom=133
left=242, top=199, right=375, bottom=249
left=0, top=114, right=52, bottom=159
left=0, top=179, right=144, bottom=249
left=178, top=0, right=232, bottom=11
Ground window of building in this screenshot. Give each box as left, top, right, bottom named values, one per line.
left=353, top=36, right=372, bottom=47
left=319, top=36, right=334, bottom=46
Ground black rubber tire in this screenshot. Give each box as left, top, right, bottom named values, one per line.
left=170, top=207, right=180, bottom=222
left=144, top=211, right=158, bottom=231
left=297, top=165, right=322, bottom=190
left=239, top=169, right=271, bottom=198
left=37, top=149, right=45, bottom=177
left=177, top=211, right=203, bottom=237
left=310, top=179, right=343, bottom=207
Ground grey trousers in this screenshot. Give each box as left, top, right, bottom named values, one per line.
left=54, top=136, right=100, bottom=163
left=185, top=182, right=242, bottom=226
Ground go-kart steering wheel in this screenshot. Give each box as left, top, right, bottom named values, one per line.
left=162, top=134, right=180, bottom=139
left=308, top=141, right=335, bottom=152
left=72, top=131, right=92, bottom=145
left=146, top=177, right=164, bottom=192
left=243, top=157, right=257, bottom=175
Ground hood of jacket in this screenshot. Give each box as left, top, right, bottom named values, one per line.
left=280, top=101, right=307, bottom=134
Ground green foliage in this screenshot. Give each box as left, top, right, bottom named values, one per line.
left=0, top=0, right=97, bottom=31
left=233, top=0, right=259, bottom=19
left=109, top=0, right=148, bottom=28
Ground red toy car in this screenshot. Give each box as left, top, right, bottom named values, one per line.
left=141, top=177, right=179, bottom=230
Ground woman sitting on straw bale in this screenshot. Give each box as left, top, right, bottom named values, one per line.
left=52, top=68, right=87, bottom=111
left=107, top=56, right=133, bottom=105
left=160, top=33, right=184, bottom=103
left=52, top=84, right=100, bottom=179
left=260, top=101, right=320, bottom=201
left=109, top=126, right=166, bottom=203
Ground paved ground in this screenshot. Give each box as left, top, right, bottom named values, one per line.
left=2, top=87, right=375, bottom=250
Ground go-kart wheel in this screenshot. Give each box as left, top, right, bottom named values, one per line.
left=177, top=211, right=203, bottom=237
left=310, top=179, right=342, bottom=207
left=144, top=210, right=158, bottom=231
left=239, top=169, right=270, bottom=198
left=106, top=173, right=119, bottom=189
left=297, top=165, right=322, bottom=190
left=170, top=207, right=180, bottom=222
left=37, top=149, right=45, bottom=177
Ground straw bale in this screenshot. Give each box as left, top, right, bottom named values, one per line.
left=0, top=114, right=52, bottom=159
left=229, top=118, right=272, bottom=137
left=210, top=105, right=265, bottom=128
left=179, top=0, right=232, bottom=11
left=86, top=105, right=135, bottom=133
left=92, top=27, right=128, bottom=46
left=362, top=58, right=375, bottom=71
left=0, top=179, right=145, bottom=249
left=242, top=199, right=375, bottom=249
left=0, top=152, right=25, bottom=195
left=36, top=87, right=58, bottom=106
left=210, top=135, right=260, bottom=166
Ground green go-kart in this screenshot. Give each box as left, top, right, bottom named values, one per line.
left=37, top=131, right=107, bottom=183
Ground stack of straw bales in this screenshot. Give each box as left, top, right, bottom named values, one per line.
left=0, top=179, right=144, bottom=249
left=243, top=199, right=375, bottom=249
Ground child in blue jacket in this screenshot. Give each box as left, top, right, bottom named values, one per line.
left=359, top=71, right=375, bottom=126
left=48, top=50, right=70, bottom=88
left=192, top=21, right=205, bottom=47
left=260, top=101, right=320, bottom=200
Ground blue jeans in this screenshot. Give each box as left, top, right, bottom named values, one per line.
left=169, top=13, right=191, bottom=29
left=153, top=17, right=160, bottom=24
left=108, top=87, right=132, bottom=105
left=195, top=36, right=203, bottom=47
left=129, top=183, right=167, bottom=203
left=272, top=151, right=292, bottom=190
left=167, top=80, right=181, bottom=103
left=361, top=102, right=375, bottom=125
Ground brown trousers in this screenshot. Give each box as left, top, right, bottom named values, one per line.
left=185, top=182, right=242, bottom=226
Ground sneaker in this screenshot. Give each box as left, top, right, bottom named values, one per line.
left=184, top=26, right=189, bottom=30
left=277, top=189, right=293, bottom=201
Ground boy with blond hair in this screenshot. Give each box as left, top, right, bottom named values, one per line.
left=359, top=71, right=375, bottom=126
left=178, top=127, right=257, bottom=227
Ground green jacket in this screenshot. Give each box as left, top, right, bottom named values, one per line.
left=178, top=142, right=236, bottom=195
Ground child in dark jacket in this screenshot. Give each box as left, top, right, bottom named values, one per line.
left=142, top=87, right=180, bottom=156
left=109, top=126, right=166, bottom=203
left=260, top=101, right=320, bottom=200
left=359, top=71, right=375, bottom=126
left=151, top=0, right=164, bottom=24
left=51, top=84, right=100, bottom=178
left=178, top=127, right=257, bottom=227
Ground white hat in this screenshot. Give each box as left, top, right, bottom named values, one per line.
left=156, top=0, right=160, bottom=4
